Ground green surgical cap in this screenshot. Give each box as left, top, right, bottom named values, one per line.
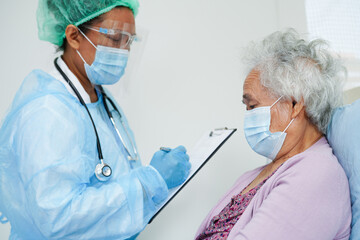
left=37, top=0, right=140, bottom=46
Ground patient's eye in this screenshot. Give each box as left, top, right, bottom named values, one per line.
left=246, top=104, right=256, bottom=111
left=249, top=105, right=256, bottom=109
left=242, top=95, right=258, bottom=110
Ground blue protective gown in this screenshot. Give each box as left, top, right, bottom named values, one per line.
left=0, top=66, right=168, bottom=239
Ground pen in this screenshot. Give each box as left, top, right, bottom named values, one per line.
left=160, top=147, right=171, bottom=152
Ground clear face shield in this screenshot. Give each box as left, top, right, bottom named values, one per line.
left=83, top=20, right=148, bottom=97
left=84, top=20, right=137, bottom=49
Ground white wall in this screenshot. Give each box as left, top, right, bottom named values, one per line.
left=0, top=0, right=307, bottom=239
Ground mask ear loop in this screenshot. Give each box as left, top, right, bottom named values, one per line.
left=270, top=96, right=283, bottom=108
left=76, top=50, right=87, bottom=65
left=268, top=118, right=295, bottom=161
left=76, top=28, right=98, bottom=65
left=270, top=95, right=295, bottom=135
left=268, top=96, right=295, bottom=160
left=282, top=118, right=295, bottom=134
left=78, top=28, right=97, bottom=49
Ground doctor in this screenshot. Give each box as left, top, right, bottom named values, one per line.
left=0, top=0, right=191, bottom=239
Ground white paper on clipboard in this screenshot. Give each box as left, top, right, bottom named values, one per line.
left=149, top=128, right=237, bottom=223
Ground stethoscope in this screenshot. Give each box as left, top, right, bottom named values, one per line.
left=54, top=58, right=139, bottom=181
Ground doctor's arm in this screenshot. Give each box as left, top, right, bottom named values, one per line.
left=15, top=99, right=168, bottom=239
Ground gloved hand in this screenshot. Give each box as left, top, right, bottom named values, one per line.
left=150, top=145, right=191, bottom=189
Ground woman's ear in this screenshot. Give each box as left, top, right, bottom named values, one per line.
left=291, top=97, right=305, bottom=119
left=65, top=24, right=82, bottom=50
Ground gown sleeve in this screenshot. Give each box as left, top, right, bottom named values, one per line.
left=13, top=95, right=168, bottom=239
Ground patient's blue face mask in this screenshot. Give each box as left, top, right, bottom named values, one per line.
left=76, top=29, right=129, bottom=85
left=244, top=96, right=295, bottom=160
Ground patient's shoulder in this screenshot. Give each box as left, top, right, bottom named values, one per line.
left=276, top=137, right=348, bottom=189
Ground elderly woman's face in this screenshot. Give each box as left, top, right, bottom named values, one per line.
left=242, top=69, right=293, bottom=134
left=242, top=69, right=318, bottom=161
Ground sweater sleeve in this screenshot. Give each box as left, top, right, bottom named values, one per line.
left=228, top=155, right=351, bottom=240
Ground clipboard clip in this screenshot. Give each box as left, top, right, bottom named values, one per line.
left=209, top=127, right=228, bottom=137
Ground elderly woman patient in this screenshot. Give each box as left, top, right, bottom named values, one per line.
left=195, top=29, right=351, bottom=240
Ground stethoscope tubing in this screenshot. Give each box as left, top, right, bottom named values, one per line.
left=54, top=58, right=104, bottom=161
left=97, top=85, right=139, bottom=161
left=54, top=57, right=138, bottom=179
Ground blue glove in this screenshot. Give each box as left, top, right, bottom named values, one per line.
left=150, top=145, right=191, bottom=189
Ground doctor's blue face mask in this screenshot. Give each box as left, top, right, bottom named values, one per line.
left=76, top=28, right=129, bottom=85
left=244, top=96, right=295, bottom=160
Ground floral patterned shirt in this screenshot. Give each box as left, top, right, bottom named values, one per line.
left=196, top=168, right=280, bottom=240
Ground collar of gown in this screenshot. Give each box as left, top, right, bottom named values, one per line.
left=49, top=57, right=92, bottom=104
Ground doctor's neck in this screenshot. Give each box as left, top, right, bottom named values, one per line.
left=61, top=53, right=98, bottom=103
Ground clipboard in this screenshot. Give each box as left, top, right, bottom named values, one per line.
left=149, top=127, right=237, bottom=223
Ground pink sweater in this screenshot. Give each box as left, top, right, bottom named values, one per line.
left=195, top=137, right=351, bottom=240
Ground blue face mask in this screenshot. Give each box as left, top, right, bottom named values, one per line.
left=244, top=96, right=294, bottom=160
left=77, top=30, right=129, bottom=85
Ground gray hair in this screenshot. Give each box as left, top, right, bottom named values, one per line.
left=243, top=29, right=346, bottom=134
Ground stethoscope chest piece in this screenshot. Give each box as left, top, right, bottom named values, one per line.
left=95, top=160, right=112, bottom=181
